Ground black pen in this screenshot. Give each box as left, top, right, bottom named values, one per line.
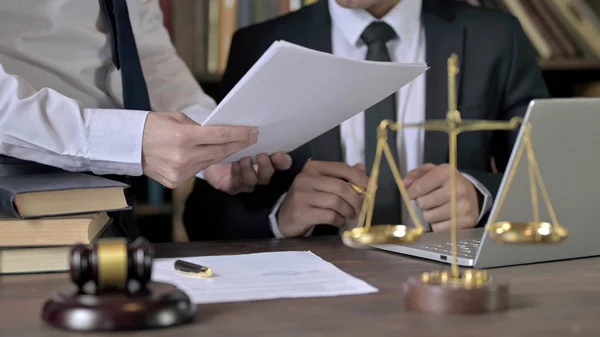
left=174, top=259, right=213, bottom=278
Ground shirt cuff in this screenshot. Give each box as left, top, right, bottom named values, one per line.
left=268, top=192, right=314, bottom=238
left=87, top=108, right=150, bottom=176
left=461, top=172, right=493, bottom=224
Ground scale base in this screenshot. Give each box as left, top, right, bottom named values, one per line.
left=403, top=270, right=509, bottom=314
left=42, top=281, right=195, bottom=331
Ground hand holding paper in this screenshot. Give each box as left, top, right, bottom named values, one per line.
left=141, top=112, right=258, bottom=188
left=204, top=152, right=292, bottom=195
left=201, top=41, right=428, bottom=164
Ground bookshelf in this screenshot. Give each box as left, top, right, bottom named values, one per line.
left=136, top=0, right=600, bottom=243
left=540, top=59, right=600, bottom=71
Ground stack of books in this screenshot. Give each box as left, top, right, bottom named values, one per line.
left=0, top=171, right=130, bottom=274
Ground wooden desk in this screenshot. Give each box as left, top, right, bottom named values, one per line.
left=1, top=237, right=599, bottom=336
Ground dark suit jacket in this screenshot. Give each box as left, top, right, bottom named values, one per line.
left=184, top=0, right=549, bottom=241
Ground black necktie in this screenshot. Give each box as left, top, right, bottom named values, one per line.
left=100, top=0, right=151, bottom=111
left=362, top=22, right=402, bottom=226
left=100, top=0, right=154, bottom=239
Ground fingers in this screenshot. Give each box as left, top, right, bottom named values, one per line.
left=238, top=152, right=291, bottom=187
left=403, top=163, right=436, bottom=187
left=196, top=140, right=258, bottom=166
left=270, top=152, right=292, bottom=171
left=277, top=191, right=346, bottom=236
left=308, top=209, right=346, bottom=228
left=254, top=153, right=275, bottom=185
left=407, top=165, right=450, bottom=200
left=431, top=220, right=451, bottom=232
left=239, top=156, right=259, bottom=190
left=229, top=161, right=248, bottom=193
left=294, top=174, right=364, bottom=217
left=431, top=218, right=475, bottom=232
left=308, top=191, right=356, bottom=219
left=415, top=183, right=450, bottom=210
left=423, top=202, right=451, bottom=224
left=191, top=125, right=259, bottom=145
left=236, top=153, right=289, bottom=188
left=300, top=207, right=346, bottom=228
left=427, top=198, right=478, bottom=232
left=304, top=161, right=369, bottom=189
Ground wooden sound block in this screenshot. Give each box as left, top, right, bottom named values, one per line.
left=42, top=281, right=195, bottom=331
left=403, top=274, right=509, bottom=314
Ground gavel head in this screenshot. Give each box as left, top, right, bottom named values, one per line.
left=69, top=237, right=154, bottom=294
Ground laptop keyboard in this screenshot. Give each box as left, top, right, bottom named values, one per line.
left=417, top=239, right=481, bottom=259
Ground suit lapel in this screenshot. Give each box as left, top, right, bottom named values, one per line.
left=422, top=0, right=465, bottom=164
left=294, top=1, right=343, bottom=162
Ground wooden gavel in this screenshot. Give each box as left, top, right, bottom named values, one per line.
left=69, top=237, right=154, bottom=294
left=42, top=237, right=196, bottom=332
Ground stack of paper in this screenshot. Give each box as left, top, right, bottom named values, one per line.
left=152, top=251, right=378, bottom=304
left=200, top=41, right=428, bottom=163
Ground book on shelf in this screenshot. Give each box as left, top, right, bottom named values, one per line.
left=162, top=0, right=318, bottom=79
left=162, top=0, right=600, bottom=79
left=465, top=0, right=599, bottom=62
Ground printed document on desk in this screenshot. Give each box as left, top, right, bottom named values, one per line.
left=200, top=40, right=428, bottom=163
left=151, top=251, right=378, bottom=304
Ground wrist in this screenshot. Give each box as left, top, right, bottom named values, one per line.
left=87, top=108, right=150, bottom=176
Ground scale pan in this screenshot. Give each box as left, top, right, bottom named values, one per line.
left=487, top=221, right=568, bottom=243
left=341, top=225, right=423, bottom=248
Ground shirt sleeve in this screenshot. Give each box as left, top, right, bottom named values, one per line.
left=461, top=172, right=493, bottom=224
left=267, top=173, right=492, bottom=237
left=0, top=63, right=149, bottom=176
left=268, top=192, right=315, bottom=238
left=135, top=0, right=216, bottom=124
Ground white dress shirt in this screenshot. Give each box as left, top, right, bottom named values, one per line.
left=269, top=0, right=492, bottom=237
left=0, top=0, right=215, bottom=176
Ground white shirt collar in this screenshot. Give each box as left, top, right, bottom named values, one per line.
left=328, top=0, right=423, bottom=46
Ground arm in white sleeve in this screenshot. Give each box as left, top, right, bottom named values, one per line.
left=135, top=0, right=216, bottom=124
left=0, top=63, right=148, bottom=176
left=461, top=172, right=493, bottom=224
left=134, top=0, right=216, bottom=180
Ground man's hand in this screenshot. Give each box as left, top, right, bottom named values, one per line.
left=404, top=164, right=480, bottom=231
left=203, top=152, right=292, bottom=195
left=141, top=112, right=258, bottom=188
left=276, top=161, right=369, bottom=237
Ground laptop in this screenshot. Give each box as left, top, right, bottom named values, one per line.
left=373, top=98, right=600, bottom=268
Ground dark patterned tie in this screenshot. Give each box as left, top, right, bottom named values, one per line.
left=362, top=22, right=402, bottom=225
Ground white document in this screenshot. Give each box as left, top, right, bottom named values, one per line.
left=201, top=41, right=428, bottom=163
left=151, top=251, right=378, bottom=304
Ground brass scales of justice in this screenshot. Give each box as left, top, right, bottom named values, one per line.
left=342, top=54, right=568, bottom=314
